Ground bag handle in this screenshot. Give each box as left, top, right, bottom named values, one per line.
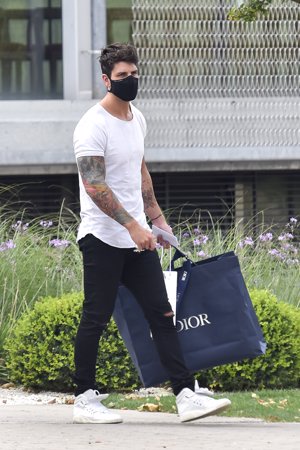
left=170, top=248, right=193, bottom=270
left=158, top=247, right=192, bottom=310
left=168, top=249, right=193, bottom=309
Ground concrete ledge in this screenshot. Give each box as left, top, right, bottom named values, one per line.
left=0, top=99, right=299, bottom=174
left=147, top=159, right=300, bottom=173
left=0, top=164, right=78, bottom=176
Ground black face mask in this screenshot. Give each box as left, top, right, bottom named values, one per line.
left=108, top=75, right=139, bottom=101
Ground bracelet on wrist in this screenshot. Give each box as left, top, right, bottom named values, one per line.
left=150, top=213, right=163, bottom=222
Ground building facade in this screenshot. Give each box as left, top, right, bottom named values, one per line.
left=0, top=0, right=299, bottom=227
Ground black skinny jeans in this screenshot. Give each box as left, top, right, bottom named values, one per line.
left=74, top=233, right=194, bottom=396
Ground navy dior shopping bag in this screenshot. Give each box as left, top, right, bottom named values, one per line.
left=113, top=250, right=266, bottom=387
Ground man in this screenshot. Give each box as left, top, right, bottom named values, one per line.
left=73, top=43, right=231, bottom=424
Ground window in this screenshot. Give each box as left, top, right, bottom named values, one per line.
left=0, top=0, right=63, bottom=100
left=107, top=0, right=132, bottom=44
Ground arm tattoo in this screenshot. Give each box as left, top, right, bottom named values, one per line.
left=77, top=156, right=133, bottom=225
left=141, top=161, right=160, bottom=213
left=142, top=186, right=156, bottom=210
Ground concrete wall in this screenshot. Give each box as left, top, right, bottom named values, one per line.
left=0, top=99, right=299, bottom=175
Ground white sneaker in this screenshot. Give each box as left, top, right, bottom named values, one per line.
left=73, top=389, right=123, bottom=424
left=176, top=388, right=231, bottom=423
left=194, top=380, right=215, bottom=397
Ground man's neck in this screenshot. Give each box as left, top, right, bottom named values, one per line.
left=100, top=94, right=133, bottom=121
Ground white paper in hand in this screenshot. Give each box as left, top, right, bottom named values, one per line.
left=152, top=225, right=179, bottom=249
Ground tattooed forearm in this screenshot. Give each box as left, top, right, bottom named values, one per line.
left=141, top=158, right=161, bottom=218
left=142, top=168, right=156, bottom=209
left=142, top=186, right=156, bottom=210
left=77, top=156, right=133, bottom=225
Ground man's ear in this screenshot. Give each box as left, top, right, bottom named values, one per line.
left=102, top=74, right=111, bottom=90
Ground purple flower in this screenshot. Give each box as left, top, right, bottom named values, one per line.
left=282, top=243, right=291, bottom=250
left=193, top=228, right=201, bottom=235
left=12, top=220, right=29, bottom=232
left=40, top=220, right=53, bottom=228
left=278, top=233, right=294, bottom=241
left=239, top=237, right=254, bottom=248
left=0, top=239, right=16, bottom=252
left=197, top=250, right=207, bottom=258
left=49, top=239, right=70, bottom=249
left=268, top=249, right=285, bottom=260
left=6, top=239, right=16, bottom=249
left=199, top=235, right=209, bottom=245
left=268, top=249, right=280, bottom=256
left=259, top=233, right=273, bottom=242
left=193, top=235, right=208, bottom=246
left=290, top=217, right=297, bottom=224
left=282, top=244, right=298, bottom=254
left=182, top=232, right=190, bottom=238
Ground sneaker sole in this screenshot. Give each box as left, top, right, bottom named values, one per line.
left=179, top=400, right=231, bottom=423
left=73, top=416, right=123, bottom=424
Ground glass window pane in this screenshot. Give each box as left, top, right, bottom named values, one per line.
left=0, top=0, right=63, bottom=100
left=107, top=0, right=132, bottom=44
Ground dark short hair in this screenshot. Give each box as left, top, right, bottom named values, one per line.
left=99, top=43, right=139, bottom=78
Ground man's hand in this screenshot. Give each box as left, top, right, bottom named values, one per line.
left=125, top=221, right=157, bottom=251
left=151, top=215, right=173, bottom=249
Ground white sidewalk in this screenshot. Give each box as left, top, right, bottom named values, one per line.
left=1, top=404, right=299, bottom=450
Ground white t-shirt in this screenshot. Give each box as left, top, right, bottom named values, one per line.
left=73, top=103, right=150, bottom=248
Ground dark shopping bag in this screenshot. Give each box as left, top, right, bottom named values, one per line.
left=113, top=250, right=267, bottom=387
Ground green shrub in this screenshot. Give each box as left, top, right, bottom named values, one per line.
left=4, top=292, right=140, bottom=392
left=196, top=289, right=300, bottom=391
left=4, top=289, right=300, bottom=392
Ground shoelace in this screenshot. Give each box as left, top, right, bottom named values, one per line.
left=187, top=393, right=213, bottom=406
left=77, top=398, right=109, bottom=414
left=86, top=404, right=109, bottom=415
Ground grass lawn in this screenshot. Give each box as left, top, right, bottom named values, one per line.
left=103, top=389, right=300, bottom=423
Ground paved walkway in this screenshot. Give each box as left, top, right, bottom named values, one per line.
left=1, top=405, right=299, bottom=450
